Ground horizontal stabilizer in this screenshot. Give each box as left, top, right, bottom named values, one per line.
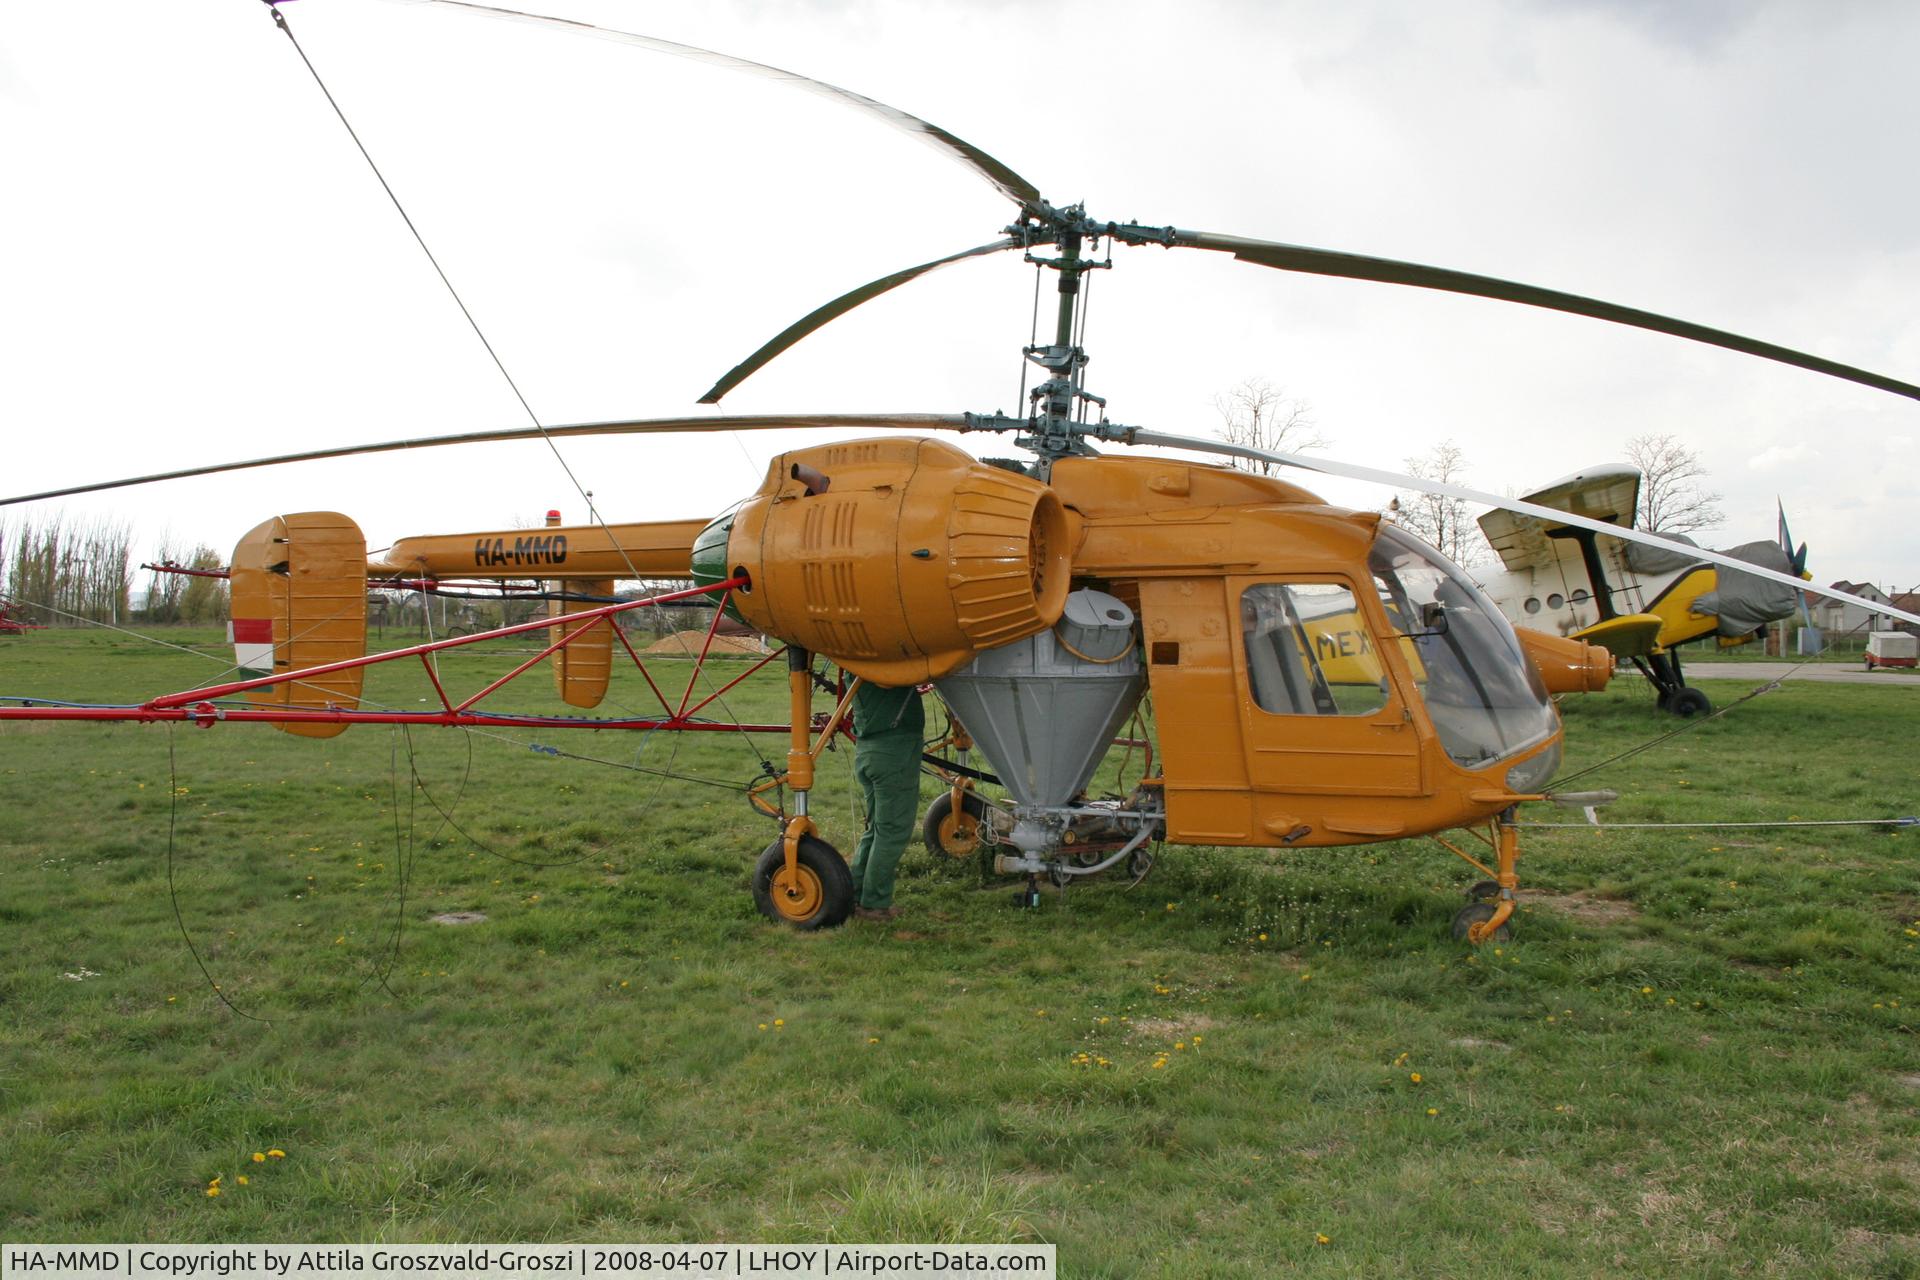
left=1572, top=612, right=1664, bottom=659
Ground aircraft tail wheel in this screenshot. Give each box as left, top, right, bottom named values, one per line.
left=1667, top=687, right=1712, bottom=718
left=923, top=790, right=989, bottom=859
left=752, top=835, right=855, bottom=930
left=1452, top=902, right=1512, bottom=944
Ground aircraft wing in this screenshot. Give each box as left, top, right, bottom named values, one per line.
left=1477, top=463, right=1641, bottom=573
left=1572, top=612, right=1665, bottom=658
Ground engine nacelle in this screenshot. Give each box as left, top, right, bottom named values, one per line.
left=695, top=438, right=1072, bottom=684
left=1517, top=628, right=1614, bottom=694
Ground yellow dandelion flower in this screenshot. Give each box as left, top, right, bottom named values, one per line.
left=1151, top=1060, right=1166, bottom=1070
left=1166, top=902, right=1176, bottom=911
left=1192, top=1036, right=1203, bottom=1045
left=619, top=980, right=629, bottom=988
left=206, top=1187, right=220, bottom=1198
left=252, top=1152, right=265, bottom=1163
left=167, top=996, right=176, bottom=1003
left=1174, top=1042, right=1186, bottom=1051
left=1314, top=1234, right=1330, bottom=1246
left=236, top=1175, right=249, bottom=1186
left=774, top=1018, right=784, bottom=1028
left=1426, top=1108, right=1438, bottom=1116
left=868, top=1037, right=879, bottom=1045
left=1258, top=933, right=1268, bottom=942
left=268, top=1150, right=285, bottom=1159
left=1409, top=1072, right=1423, bottom=1084
left=1300, top=973, right=1312, bottom=982
left=1640, top=986, right=1653, bottom=995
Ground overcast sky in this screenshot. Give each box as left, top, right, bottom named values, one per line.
left=4, top=0, right=1916, bottom=588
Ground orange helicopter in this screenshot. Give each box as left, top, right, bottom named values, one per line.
left=6, top=1, right=1918, bottom=944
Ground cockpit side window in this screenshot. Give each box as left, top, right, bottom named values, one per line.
left=1241, top=582, right=1390, bottom=717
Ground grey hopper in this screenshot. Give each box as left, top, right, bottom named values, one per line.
left=934, top=589, right=1145, bottom=807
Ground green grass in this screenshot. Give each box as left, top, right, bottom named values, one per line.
left=3, top=626, right=1919, bottom=1276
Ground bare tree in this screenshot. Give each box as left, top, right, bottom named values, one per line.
left=1627, top=433, right=1723, bottom=534
left=1386, top=440, right=1488, bottom=567
left=1212, top=378, right=1325, bottom=475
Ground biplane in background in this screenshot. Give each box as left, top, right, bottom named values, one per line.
left=4, top=1, right=1917, bottom=947
left=1475, top=465, right=1809, bottom=716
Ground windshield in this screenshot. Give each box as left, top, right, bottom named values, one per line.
left=1369, top=526, right=1556, bottom=768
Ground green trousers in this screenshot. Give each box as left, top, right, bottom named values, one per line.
left=849, top=730, right=921, bottom=910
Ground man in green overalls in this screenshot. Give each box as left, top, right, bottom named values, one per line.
left=848, top=679, right=925, bottom=921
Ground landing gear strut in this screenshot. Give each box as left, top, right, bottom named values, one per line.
left=1436, top=809, right=1523, bottom=945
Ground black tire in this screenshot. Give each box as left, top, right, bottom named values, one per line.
left=752, top=835, right=855, bottom=930
left=1667, top=687, right=1711, bottom=718
left=1465, top=879, right=1502, bottom=903
left=922, top=790, right=990, bottom=860
left=1452, top=902, right=1512, bottom=943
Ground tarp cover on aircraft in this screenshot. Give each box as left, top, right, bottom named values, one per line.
left=1626, top=535, right=1799, bottom=637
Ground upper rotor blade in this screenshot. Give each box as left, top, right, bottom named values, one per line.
left=2, top=414, right=967, bottom=507
left=1125, top=427, right=1920, bottom=631
left=423, top=1, right=1044, bottom=213
left=700, top=238, right=1023, bottom=404
left=1171, top=229, right=1920, bottom=404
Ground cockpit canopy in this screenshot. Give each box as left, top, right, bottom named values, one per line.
left=1369, top=526, right=1558, bottom=770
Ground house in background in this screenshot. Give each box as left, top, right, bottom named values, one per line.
left=1890, top=591, right=1920, bottom=639
left=1811, top=581, right=1894, bottom=640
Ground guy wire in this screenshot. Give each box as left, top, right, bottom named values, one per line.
left=261, top=3, right=649, bottom=589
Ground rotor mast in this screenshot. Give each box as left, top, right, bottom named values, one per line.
left=1012, top=205, right=1112, bottom=472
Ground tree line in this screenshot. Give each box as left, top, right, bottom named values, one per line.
left=1, top=515, right=228, bottom=626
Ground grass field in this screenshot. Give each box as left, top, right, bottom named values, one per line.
left=3, top=625, right=1919, bottom=1276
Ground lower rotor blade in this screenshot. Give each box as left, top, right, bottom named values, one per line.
left=1171, top=229, right=1920, bottom=405
left=3, top=414, right=968, bottom=507
left=1125, top=427, right=1920, bottom=630
left=700, top=238, right=1022, bottom=404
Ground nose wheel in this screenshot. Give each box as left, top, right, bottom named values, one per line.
left=1434, top=813, right=1522, bottom=945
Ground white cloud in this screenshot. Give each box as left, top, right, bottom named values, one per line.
left=1746, top=443, right=1811, bottom=471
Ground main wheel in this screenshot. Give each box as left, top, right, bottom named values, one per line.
left=1452, top=902, right=1512, bottom=943
left=923, top=790, right=990, bottom=860
left=1667, top=687, right=1711, bottom=718
left=752, top=835, right=855, bottom=930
